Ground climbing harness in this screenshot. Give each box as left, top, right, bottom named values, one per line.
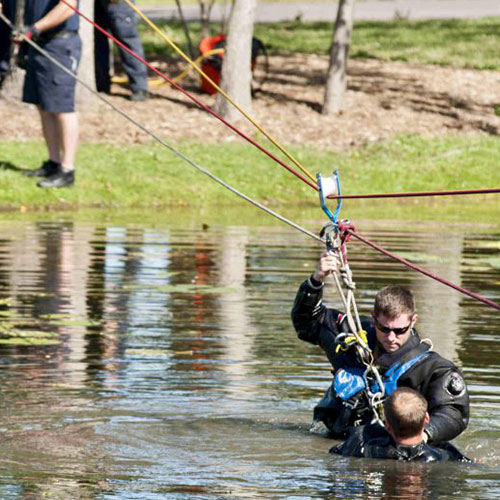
left=317, top=171, right=386, bottom=424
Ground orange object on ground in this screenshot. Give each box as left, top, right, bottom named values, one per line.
left=199, top=34, right=226, bottom=95
left=198, top=34, right=265, bottom=95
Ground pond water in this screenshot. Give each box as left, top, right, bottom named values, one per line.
left=0, top=210, right=498, bottom=499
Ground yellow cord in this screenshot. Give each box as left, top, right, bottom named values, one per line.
left=123, top=0, right=317, bottom=183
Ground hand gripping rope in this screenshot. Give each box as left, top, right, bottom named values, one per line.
left=318, top=171, right=386, bottom=425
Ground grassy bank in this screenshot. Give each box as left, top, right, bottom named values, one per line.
left=139, top=17, right=500, bottom=70
left=0, top=135, right=498, bottom=220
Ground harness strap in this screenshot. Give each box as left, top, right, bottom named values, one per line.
left=334, top=346, right=432, bottom=401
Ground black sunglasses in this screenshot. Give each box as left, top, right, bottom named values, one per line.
left=374, top=319, right=412, bottom=336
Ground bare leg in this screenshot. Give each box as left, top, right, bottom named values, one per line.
left=56, top=111, right=79, bottom=172
left=39, top=107, right=61, bottom=164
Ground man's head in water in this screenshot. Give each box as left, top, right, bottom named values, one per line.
left=384, top=387, right=429, bottom=445
left=372, top=285, right=418, bottom=353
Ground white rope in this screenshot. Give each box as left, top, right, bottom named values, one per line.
left=326, top=228, right=387, bottom=423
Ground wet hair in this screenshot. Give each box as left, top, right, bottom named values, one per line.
left=384, top=387, right=427, bottom=439
left=374, top=285, right=416, bottom=319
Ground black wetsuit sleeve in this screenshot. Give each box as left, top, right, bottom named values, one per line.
left=436, top=442, right=473, bottom=463
left=423, top=362, right=469, bottom=443
left=330, top=426, right=365, bottom=457
left=291, top=277, right=327, bottom=346
left=291, top=278, right=359, bottom=367
left=330, top=424, right=389, bottom=458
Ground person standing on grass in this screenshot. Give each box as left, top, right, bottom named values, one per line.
left=0, top=0, right=81, bottom=188
left=94, top=0, right=149, bottom=102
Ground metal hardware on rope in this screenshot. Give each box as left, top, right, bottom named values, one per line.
left=317, top=170, right=342, bottom=228
left=317, top=171, right=386, bottom=424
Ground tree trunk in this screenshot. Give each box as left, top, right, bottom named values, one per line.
left=219, top=0, right=232, bottom=34
left=76, top=0, right=97, bottom=111
left=215, top=0, right=256, bottom=122
left=322, top=0, right=355, bottom=115
left=175, top=0, right=196, bottom=59
left=199, top=0, right=215, bottom=40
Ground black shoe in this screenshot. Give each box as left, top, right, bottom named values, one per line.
left=37, top=170, right=74, bottom=188
left=130, top=90, right=148, bottom=102
left=24, top=159, right=61, bottom=178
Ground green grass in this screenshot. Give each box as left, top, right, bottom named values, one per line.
left=0, top=135, right=498, bottom=223
left=139, top=17, right=500, bottom=70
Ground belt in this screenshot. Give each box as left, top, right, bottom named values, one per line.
left=39, top=30, right=78, bottom=43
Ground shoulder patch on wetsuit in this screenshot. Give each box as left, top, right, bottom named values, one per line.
left=445, top=372, right=466, bottom=397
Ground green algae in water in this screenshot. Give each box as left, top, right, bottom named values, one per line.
left=394, top=251, right=454, bottom=264
left=126, top=348, right=170, bottom=358
left=47, top=319, right=102, bottom=328
left=0, top=337, right=60, bottom=346
left=122, top=283, right=238, bottom=294
left=0, top=328, right=60, bottom=346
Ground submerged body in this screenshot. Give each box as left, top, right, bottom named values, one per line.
left=331, top=423, right=472, bottom=462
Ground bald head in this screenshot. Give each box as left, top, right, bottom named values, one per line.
left=384, top=387, right=428, bottom=440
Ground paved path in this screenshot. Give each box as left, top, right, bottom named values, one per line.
left=144, top=0, right=500, bottom=23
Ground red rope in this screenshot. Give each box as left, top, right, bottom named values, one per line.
left=62, top=2, right=500, bottom=204
left=330, top=188, right=500, bottom=200
left=60, top=0, right=317, bottom=190
left=346, top=229, right=500, bottom=311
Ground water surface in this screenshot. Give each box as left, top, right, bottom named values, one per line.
left=0, top=212, right=498, bottom=499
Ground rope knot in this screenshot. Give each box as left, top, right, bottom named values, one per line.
left=337, top=219, right=356, bottom=243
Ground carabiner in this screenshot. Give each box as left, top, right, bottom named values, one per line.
left=317, top=170, right=342, bottom=228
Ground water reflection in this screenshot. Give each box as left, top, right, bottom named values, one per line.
left=0, top=216, right=497, bottom=498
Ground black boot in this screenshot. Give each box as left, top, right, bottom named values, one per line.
left=130, top=90, right=148, bottom=102
left=24, top=159, right=61, bottom=178
left=37, top=170, right=75, bottom=188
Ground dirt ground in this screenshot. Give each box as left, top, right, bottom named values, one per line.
left=1, top=53, right=499, bottom=150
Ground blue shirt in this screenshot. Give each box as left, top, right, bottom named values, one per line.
left=25, top=0, right=79, bottom=31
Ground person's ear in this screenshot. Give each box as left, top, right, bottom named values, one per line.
left=412, top=313, right=419, bottom=327
left=424, top=412, right=430, bottom=425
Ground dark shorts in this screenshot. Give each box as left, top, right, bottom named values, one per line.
left=23, top=33, right=82, bottom=113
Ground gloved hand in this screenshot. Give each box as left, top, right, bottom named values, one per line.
left=13, top=25, right=40, bottom=43
left=336, top=330, right=368, bottom=353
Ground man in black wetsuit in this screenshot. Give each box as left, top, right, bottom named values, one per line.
left=292, top=252, right=469, bottom=444
left=331, top=387, right=471, bottom=462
